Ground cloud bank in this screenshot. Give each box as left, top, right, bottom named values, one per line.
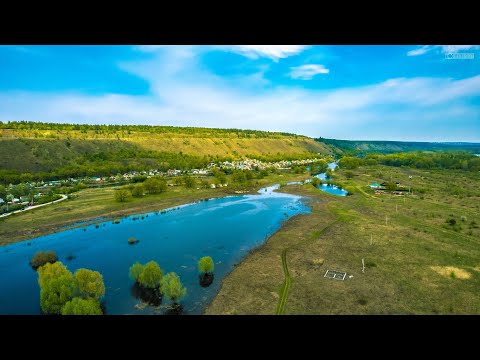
left=1, top=46, right=479, bottom=142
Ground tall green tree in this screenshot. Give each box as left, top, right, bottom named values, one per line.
left=144, top=178, right=167, bottom=194
left=38, top=262, right=76, bottom=314
left=138, top=261, right=163, bottom=288
left=74, top=269, right=106, bottom=299
left=38, top=261, right=72, bottom=288
left=129, top=262, right=144, bottom=282
left=160, top=272, right=187, bottom=305
left=61, top=297, right=102, bottom=315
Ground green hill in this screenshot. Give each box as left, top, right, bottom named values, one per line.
left=0, top=121, right=334, bottom=182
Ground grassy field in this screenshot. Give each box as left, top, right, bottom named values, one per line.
left=0, top=172, right=310, bottom=246
left=206, top=165, right=480, bottom=314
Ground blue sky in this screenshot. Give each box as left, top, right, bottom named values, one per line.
left=0, top=45, right=479, bottom=141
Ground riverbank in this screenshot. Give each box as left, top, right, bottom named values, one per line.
left=206, top=165, right=480, bottom=314
left=0, top=172, right=310, bottom=246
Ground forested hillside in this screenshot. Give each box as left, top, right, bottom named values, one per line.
left=317, top=137, right=480, bottom=156
left=0, top=121, right=335, bottom=182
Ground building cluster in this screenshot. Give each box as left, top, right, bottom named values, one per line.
left=1, top=157, right=328, bottom=207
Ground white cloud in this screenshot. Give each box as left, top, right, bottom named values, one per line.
left=289, top=64, right=330, bottom=80
left=407, top=45, right=479, bottom=56
left=2, top=74, right=479, bottom=141
left=407, top=45, right=431, bottom=56
left=226, top=45, right=309, bottom=61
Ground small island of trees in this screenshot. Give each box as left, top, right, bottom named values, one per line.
left=30, top=250, right=58, bottom=269
left=129, top=260, right=187, bottom=314
left=37, top=262, right=106, bottom=315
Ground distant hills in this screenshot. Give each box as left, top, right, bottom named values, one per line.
left=1, top=121, right=478, bottom=180
left=317, top=138, right=480, bottom=156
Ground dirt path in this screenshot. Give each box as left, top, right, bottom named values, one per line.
left=0, top=194, right=68, bottom=218
left=275, top=248, right=292, bottom=315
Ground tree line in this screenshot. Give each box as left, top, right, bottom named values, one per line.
left=0, top=121, right=302, bottom=139
left=338, top=152, right=480, bottom=172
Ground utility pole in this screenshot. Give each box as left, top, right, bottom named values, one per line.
left=362, top=258, right=365, bottom=273
left=385, top=215, right=388, bottom=225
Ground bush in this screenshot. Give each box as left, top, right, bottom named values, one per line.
left=31, top=251, right=58, bottom=269
left=345, top=171, right=355, bottom=179
left=131, top=184, right=144, bottom=197
left=311, top=177, right=321, bottom=187
left=128, top=236, right=139, bottom=245
left=447, top=218, right=456, bottom=226
left=114, top=189, right=131, bottom=202
left=232, top=171, right=247, bottom=184
left=198, top=256, right=214, bottom=274
left=34, top=194, right=62, bottom=205
left=183, top=176, right=196, bottom=188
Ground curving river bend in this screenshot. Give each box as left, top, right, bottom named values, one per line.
left=0, top=162, right=348, bottom=315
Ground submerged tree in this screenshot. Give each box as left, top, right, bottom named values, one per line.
left=129, top=261, right=163, bottom=306
left=74, top=268, right=105, bottom=300
left=38, top=262, right=75, bottom=314
left=38, top=261, right=72, bottom=288
left=61, top=297, right=102, bottom=315
left=30, top=250, right=58, bottom=269
left=37, top=261, right=106, bottom=315
left=198, top=256, right=214, bottom=274
left=138, top=261, right=163, bottom=289
left=129, top=262, right=144, bottom=282
left=161, top=272, right=187, bottom=310
left=198, top=256, right=215, bottom=287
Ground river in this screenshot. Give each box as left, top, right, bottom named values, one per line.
left=0, top=185, right=310, bottom=315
